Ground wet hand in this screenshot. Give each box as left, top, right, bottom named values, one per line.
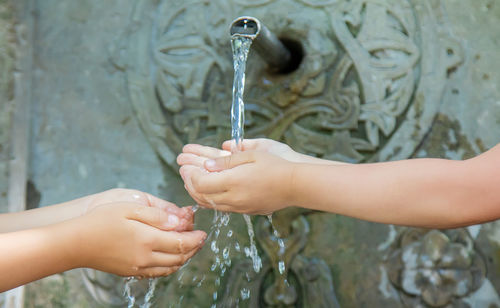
left=177, top=138, right=301, bottom=168
left=177, top=144, right=231, bottom=169
left=82, top=189, right=194, bottom=231
left=70, top=202, right=207, bottom=278
left=179, top=151, right=294, bottom=215
left=222, top=138, right=302, bottom=162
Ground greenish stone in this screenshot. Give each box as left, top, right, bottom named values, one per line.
left=3, top=0, right=500, bottom=307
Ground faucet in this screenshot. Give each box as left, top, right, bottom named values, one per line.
left=230, top=16, right=292, bottom=73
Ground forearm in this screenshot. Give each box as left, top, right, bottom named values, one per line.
left=294, top=152, right=347, bottom=165
left=292, top=158, right=491, bottom=228
left=0, top=224, right=75, bottom=291
left=0, top=197, right=85, bottom=233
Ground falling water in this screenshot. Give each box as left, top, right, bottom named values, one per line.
left=231, top=35, right=262, bottom=276
left=124, top=277, right=136, bottom=308
left=127, top=32, right=275, bottom=308
left=207, top=210, right=232, bottom=307
left=141, top=279, right=158, bottom=308
left=267, top=215, right=286, bottom=275
left=123, top=277, right=158, bottom=308
left=230, top=36, right=251, bottom=152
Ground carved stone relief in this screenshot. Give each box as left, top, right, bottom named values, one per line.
left=97, top=0, right=471, bottom=306
left=9, top=0, right=498, bottom=306
left=124, top=0, right=462, bottom=169
left=386, top=229, right=486, bottom=307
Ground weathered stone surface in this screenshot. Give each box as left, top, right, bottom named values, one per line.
left=0, top=0, right=15, bottom=214
left=4, top=0, right=499, bottom=307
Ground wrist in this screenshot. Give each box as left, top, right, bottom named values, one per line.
left=282, top=162, right=300, bottom=207
left=48, top=218, right=85, bottom=270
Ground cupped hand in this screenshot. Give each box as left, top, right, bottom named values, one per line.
left=82, top=189, right=194, bottom=232
left=177, top=139, right=301, bottom=169
left=179, top=151, right=294, bottom=215
left=70, top=202, right=207, bottom=278
left=222, top=139, right=302, bottom=162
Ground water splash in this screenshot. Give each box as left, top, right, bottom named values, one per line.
left=205, top=209, right=234, bottom=307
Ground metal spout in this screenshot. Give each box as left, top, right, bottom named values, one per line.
left=230, top=16, right=292, bottom=72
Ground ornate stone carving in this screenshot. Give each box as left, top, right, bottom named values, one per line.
left=125, top=0, right=462, bottom=168
left=386, top=229, right=486, bottom=307
left=93, top=0, right=466, bottom=306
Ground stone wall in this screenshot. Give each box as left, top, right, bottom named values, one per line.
left=0, top=0, right=15, bottom=214
left=0, top=0, right=498, bottom=307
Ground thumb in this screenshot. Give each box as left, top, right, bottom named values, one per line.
left=128, top=204, right=184, bottom=231
left=204, top=151, right=256, bottom=172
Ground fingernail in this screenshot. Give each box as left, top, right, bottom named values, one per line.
left=165, top=214, right=179, bottom=228
left=205, top=159, right=215, bottom=169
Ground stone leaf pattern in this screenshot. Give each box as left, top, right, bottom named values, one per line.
left=386, top=229, right=486, bottom=307
left=147, top=0, right=420, bottom=167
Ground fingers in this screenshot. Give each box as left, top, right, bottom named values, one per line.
left=142, top=192, right=186, bottom=216
left=152, top=230, right=207, bottom=254
left=222, top=139, right=263, bottom=152
left=181, top=165, right=230, bottom=194
left=177, top=153, right=208, bottom=168
left=137, top=194, right=194, bottom=231
left=149, top=244, right=202, bottom=267
left=181, top=144, right=231, bottom=159
left=204, top=151, right=256, bottom=172
left=103, top=189, right=193, bottom=230
left=138, top=266, right=181, bottom=278
left=128, top=205, right=187, bottom=231
left=179, top=206, right=195, bottom=231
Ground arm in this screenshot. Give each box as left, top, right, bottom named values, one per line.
left=292, top=159, right=484, bottom=228
left=179, top=143, right=500, bottom=228
left=0, top=199, right=83, bottom=233
left=0, top=189, right=193, bottom=233
left=293, top=144, right=500, bottom=228
left=0, top=223, right=76, bottom=291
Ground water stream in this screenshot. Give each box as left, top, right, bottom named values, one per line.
left=230, top=36, right=263, bottom=278
left=124, top=33, right=274, bottom=308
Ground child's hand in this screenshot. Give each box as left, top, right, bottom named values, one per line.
left=177, top=139, right=301, bottom=168
left=82, top=189, right=194, bottom=231
left=222, top=138, right=302, bottom=162
left=179, top=151, right=294, bottom=215
left=67, top=202, right=207, bottom=278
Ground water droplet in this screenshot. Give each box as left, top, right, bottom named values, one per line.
left=211, top=241, right=219, bottom=253
left=278, top=261, right=285, bottom=275
left=240, top=288, right=250, bottom=300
